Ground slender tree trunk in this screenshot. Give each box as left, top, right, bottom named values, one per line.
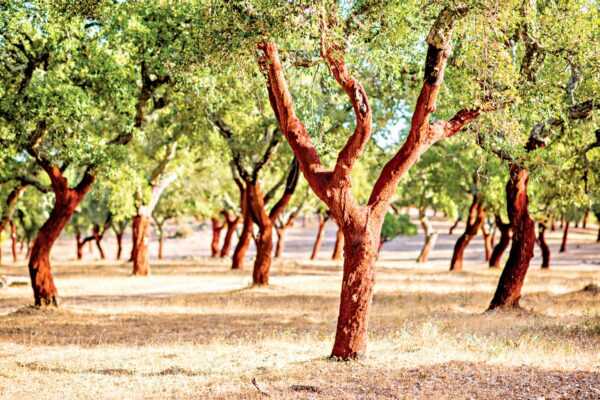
left=559, top=221, right=569, bottom=253
left=448, top=217, right=461, bottom=234
left=538, top=222, right=550, bottom=269
left=550, top=216, right=556, bottom=231
left=332, top=226, right=344, bottom=260
left=93, top=224, right=105, bottom=260
left=331, top=228, right=378, bottom=360
left=488, top=165, right=536, bottom=310
left=489, top=217, right=511, bottom=268
left=232, top=189, right=252, bottom=270
left=115, top=231, right=123, bottom=260
left=482, top=224, right=493, bottom=262
left=253, top=224, right=273, bottom=285
left=210, top=217, right=224, bottom=257
left=220, top=214, right=240, bottom=258
left=76, top=233, right=85, bottom=260
left=450, top=196, right=485, bottom=271
left=582, top=212, right=588, bottom=228
left=310, top=214, right=326, bottom=260
left=417, top=211, right=437, bottom=263
left=29, top=187, right=90, bottom=306
left=158, top=231, right=164, bottom=259
left=131, top=214, right=150, bottom=276
left=9, top=220, right=18, bottom=262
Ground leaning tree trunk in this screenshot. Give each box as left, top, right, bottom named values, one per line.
left=417, top=211, right=437, bottom=263
left=29, top=183, right=91, bottom=306
left=450, top=196, right=485, bottom=271
left=331, top=227, right=378, bottom=360
left=559, top=221, right=569, bottom=253
left=93, top=224, right=106, bottom=260
left=332, top=226, right=344, bottom=260
left=489, top=216, right=511, bottom=268
left=210, top=217, right=224, bottom=257
left=488, top=165, right=536, bottom=310
left=131, top=214, right=150, bottom=276
left=310, top=214, right=326, bottom=260
left=538, top=222, right=550, bottom=269
left=220, top=214, right=240, bottom=258
left=448, top=217, right=461, bottom=234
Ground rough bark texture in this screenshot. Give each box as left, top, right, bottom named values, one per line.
left=489, top=216, right=511, bottom=268
left=210, top=216, right=225, bottom=257
left=559, top=221, right=569, bottom=253
left=310, top=214, right=327, bottom=260
left=131, top=214, right=150, bottom=276
left=488, top=165, right=536, bottom=310
left=417, top=211, right=437, bottom=263
left=28, top=167, right=94, bottom=306
left=538, top=222, right=550, bottom=269
left=450, top=196, right=485, bottom=271
left=258, top=6, right=479, bottom=359
left=220, top=210, right=240, bottom=258
left=332, top=226, right=344, bottom=260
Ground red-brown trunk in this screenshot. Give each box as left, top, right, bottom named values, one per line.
left=331, top=228, right=378, bottom=359
left=538, top=222, right=550, bottom=269
left=417, top=213, right=437, bottom=263
left=210, top=217, right=224, bottom=257
left=115, top=232, right=123, bottom=260
left=597, top=225, right=600, bottom=242
left=448, top=217, right=461, bottom=234
left=332, top=227, right=344, bottom=260
left=559, top=221, right=569, bottom=253
left=10, top=220, right=18, bottom=262
left=582, top=212, right=588, bottom=228
left=489, top=218, right=511, bottom=268
left=253, top=224, right=273, bottom=285
left=232, top=189, right=253, bottom=270
left=131, top=214, right=150, bottom=276
left=76, top=233, right=84, bottom=260
left=29, top=190, right=85, bottom=306
left=220, top=216, right=240, bottom=258
left=93, top=224, right=105, bottom=260
left=310, top=215, right=326, bottom=260
left=488, top=166, right=536, bottom=310
left=450, top=197, right=485, bottom=271
left=158, top=233, right=164, bottom=259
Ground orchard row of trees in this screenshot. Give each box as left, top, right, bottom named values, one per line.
left=0, top=1, right=598, bottom=359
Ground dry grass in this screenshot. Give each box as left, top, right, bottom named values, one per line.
left=0, top=219, right=598, bottom=399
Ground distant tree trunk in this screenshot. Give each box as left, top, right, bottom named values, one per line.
left=538, top=222, right=550, bottom=269
left=131, top=214, right=150, bottom=276
left=582, top=212, right=588, bottom=228
left=0, top=184, right=29, bottom=266
left=115, top=231, right=124, bottom=260
left=482, top=223, right=493, bottom=262
left=9, top=220, right=18, bottom=262
left=28, top=169, right=95, bottom=306
left=597, top=225, right=600, bottom=242
left=417, top=210, right=437, bottom=263
left=488, top=165, right=536, bottom=310
left=274, top=214, right=295, bottom=258
left=220, top=211, right=240, bottom=258
left=450, top=196, right=485, bottom=271
left=489, top=216, right=511, bottom=268
left=332, top=226, right=344, bottom=260
left=310, top=214, right=327, bottom=260
left=560, top=213, right=565, bottom=229
left=93, top=223, right=106, bottom=260
left=550, top=216, right=556, bottom=231
left=448, top=217, right=461, bottom=234
left=210, top=216, right=225, bottom=257
left=559, top=221, right=569, bottom=253
left=157, top=230, right=164, bottom=259
left=75, top=232, right=85, bottom=260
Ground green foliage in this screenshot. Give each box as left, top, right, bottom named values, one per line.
left=380, top=213, right=417, bottom=243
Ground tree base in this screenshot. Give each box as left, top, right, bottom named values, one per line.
left=35, top=294, right=59, bottom=308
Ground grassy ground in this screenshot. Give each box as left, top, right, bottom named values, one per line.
left=0, top=218, right=598, bottom=399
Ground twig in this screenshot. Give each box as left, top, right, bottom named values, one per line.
left=251, top=377, right=270, bottom=396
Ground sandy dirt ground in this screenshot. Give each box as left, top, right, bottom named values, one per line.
left=0, top=214, right=598, bottom=399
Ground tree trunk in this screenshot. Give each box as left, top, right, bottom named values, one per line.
left=115, top=231, right=123, bottom=260
left=489, top=216, right=511, bottom=268
left=131, top=214, right=150, bottom=276
left=331, top=228, right=378, bottom=360
left=232, top=189, right=253, bottom=270
left=253, top=224, right=273, bottom=285
left=448, top=217, right=461, bottom=234
left=597, top=225, right=600, bottom=242
left=538, top=222, right=550, bottom=269
left=158, top=231, right=164, bottom=259
left=450, top=196, right=485, bottom=271
left=550, top=216, right=556, bottom=231
left=220, top=214, right=240, bottom=258
left=76, top=233, right=85, bottom=260
left=29, top=188, right=89, bottom=306
left=488, top=165, right=536, bottom=310
left=93, top=223, right=105, bottom=260
left=582, top=212, right=588, bottom=228
left=559, top=221, right=569, bottom=253
left=482, top=224, right=493, bottom=262
left=210, top=217, right=224, bottom=257
left=417, top=212, right=437, bottom=263
left=274, top=227, right=285, bottom=258
left=10, top=220, right=18, bottom=262
left=332, top=226, right=344, bottom=260
left=310, top=214, right=326, bottom=260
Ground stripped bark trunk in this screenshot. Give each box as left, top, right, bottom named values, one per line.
left=93, top=223, right=106, bottom=260
left=538, top=222, right=550, bottom=269
left=489, top=216, right=511, bottom=268
left=131, top=214, right=150, bottom=276
left=210, top=216, right=225, bottom=257
left=417, top=210, right=437, bottom=263
left=488, top=165, right=536, bottom=310
left=310, top=214, right=327, bottom=260
left=450, top=196, right=485, bottom=271
left=332, top=226, right=344, bottom=260
left=220, top=210, right=240, bottom=258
